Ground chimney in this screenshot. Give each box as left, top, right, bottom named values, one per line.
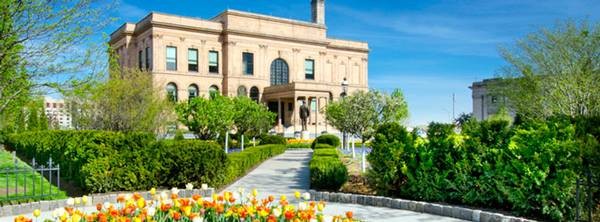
left=311, top=0, right=325, bottom=25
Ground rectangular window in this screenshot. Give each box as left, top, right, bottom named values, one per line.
left=242, top=52, right=254, bottom=75
left=305, top=59, right=315, bottom=80
left=145, top=47, right=151, bottom=70
left=188, top=48, right=198, bottom=72
left=166, top=46, right=177, bottom=71
left=208, top=51, right=219, bottom=73
left=138, top=50, right=143, bottom=70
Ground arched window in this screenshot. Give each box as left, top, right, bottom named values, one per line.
left=250, top=87, right=260, bottom=102
left=237, top=86, right=247, bottom=97
left=166, top=83, right=178, bottom=102
left=188, top=84, right=199, bottom=100
left=270, top=58, right=289, bottom=86
left=209, top=85, right=219, bottom=98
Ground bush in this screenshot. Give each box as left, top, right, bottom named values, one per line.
left=313, top=144, right=335, bottom=149
left=225, top=144, right=286, bottom=186
left=311, top=134, right=340, bottom=149
left=259, top=134, right=287, bottom=145
left=309, top=148, right=348, bottom=191
left=286, top=143, right=312, bottom=148
left=367, top=119, right=582, bottom=221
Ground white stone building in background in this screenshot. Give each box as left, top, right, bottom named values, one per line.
left=470, top=78, right=515, bottom=121
left=44, top=97, right=72, bottom=129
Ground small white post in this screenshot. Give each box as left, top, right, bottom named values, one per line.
left=351, top=137, right=356, bottom=159
left=225, top=132, right=229, bottom=153
left=253, top=137, right=256, bottom=147
left=361, top=142, right=366, bottom=173
left=241, top=134, right=245, bottom=151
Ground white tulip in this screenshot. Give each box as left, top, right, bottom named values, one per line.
left=302, top=192, right=311, bottom=200
left=186, top=183, right=194, bottom=190
left=201, top=184, right=208, bottom=190
left=192, top=217, right=203, bottom=222
left=233, top=192, right=240, bottom=202
left=323, top=215, right=333, bottom=222
left=299, top=202, right=307, bottom=210
left=147, top=207, right=156, bottom=217
left=52, top=208, right=65, bottom=218
left=104, top=202, right=112, bottom=210
left=273, top=207, right=282, bottom=217
left=160, top=191, right=168, bottom=200
left=66, top=197, right=75, bottom=205
left=237, top=187, right=245, bottom=194
left=171, top=187, right=180, bottom=195
left=124, top=194, right=132, bottom=200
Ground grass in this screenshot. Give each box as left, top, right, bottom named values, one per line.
left=0, top=150, right=67, bottom=204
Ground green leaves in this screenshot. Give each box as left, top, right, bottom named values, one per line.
left=310, top=148, right=348, bottom=191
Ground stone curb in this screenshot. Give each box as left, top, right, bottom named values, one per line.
left=308, top=190, right=536, bottom=222
left=0, top=188, right=215, bottom=217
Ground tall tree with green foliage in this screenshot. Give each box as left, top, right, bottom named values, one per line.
left=325, top=89, right=409, bottom=171
left=497, top=20, right=600, bottom=119
left=176, top=95, right=236, bottom=140
left=0, top=0, right=112, bottom=115
left=232, top=96, right=276, bottom=149
left=64, top=51, right=175, bottom=133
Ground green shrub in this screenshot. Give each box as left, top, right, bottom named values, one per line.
left=312, top=148, right=339, bottom=157
left=309, top=156, right=348, bottom=191
left=311, top=134, right=340, bottom=149
left=367, top=122, right=413, bottom=196
left=259, top=134, right=287, bottom=145
left=159, top=140, right=228, bottom=188
left=286, top=143, right=312, bottom=148
left=174, top=130, right=185, bottom=140
left=313, top=144, right=334, bottom=149
left=367, top=119, right=582, bottom=221
left=224, top=144, right=286, bottom=186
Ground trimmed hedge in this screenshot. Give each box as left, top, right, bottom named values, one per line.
left=6, top=130, right=287, bottom=193
left=224, top=144, right=286, bottom=186
left=313, top=144, right=335, bottom=149
left=309, top=148, right=348, bottom=191
left=259, top=134, right=287, bottom=145
left=368, top=119, right=584, bottom=221
left=311, top=134, right=340, bottom=149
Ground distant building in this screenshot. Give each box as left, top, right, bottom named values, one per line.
left=470, top=78, right=514, bottom=121
left=44, top=97, right=72, bottom=129
left=108, top=0, right=369, bottom=135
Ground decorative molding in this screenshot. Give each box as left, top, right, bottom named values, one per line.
left=201, top=40, right=207, bottom=45
left=179, top=37, right=186, bottom=42
left=361, top=58, right=368, bottom=62
left=333, top=55, right=338, bottom=59
left=319, top=51, right=327, bottom=56
left=227, top=41, right=237, bottom=46
left=292, top=48, right=301, bottom=53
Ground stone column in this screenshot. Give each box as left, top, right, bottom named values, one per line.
left=277, top=97, right=282, bottom=131
left=315, top=97, right=320, bottom=137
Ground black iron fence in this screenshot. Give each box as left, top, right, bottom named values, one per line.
left=575, top=170, right=599, bottom=222
left=0, top=151, right=60, bottom=203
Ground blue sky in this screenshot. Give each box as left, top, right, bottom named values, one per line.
left=103, top=0, right=599, bottom=126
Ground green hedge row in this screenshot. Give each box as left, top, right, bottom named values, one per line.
left=311, top=134, right=340, bottom=149
left=368, top=119, right=587, bottom=221
left=259, top=134, right=287, bottom=145
left=5, top=131, right=286, bottom=193
left=309, top=148, right=348, bottom=191
left=224, top=144, right=286, bottom=186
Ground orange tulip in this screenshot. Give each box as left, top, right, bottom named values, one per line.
left=172, top=211, right=181, bottom=221
left=96, top=203, right=103, bottom=211
left=192, top=194, right=202, bottom=201
left=268, top=195, right=275, bottom=202
left=284, top=210, right=294, bottom=220
left=345, top=211, right=353, bottom=219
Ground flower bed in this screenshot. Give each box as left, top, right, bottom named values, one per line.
left=14, top=188, right=357, bottom=222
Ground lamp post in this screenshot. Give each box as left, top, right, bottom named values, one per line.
left=341, top=78, right=348, bottom=152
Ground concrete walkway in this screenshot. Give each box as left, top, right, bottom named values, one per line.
left=223, top=149, right=464, bottom=222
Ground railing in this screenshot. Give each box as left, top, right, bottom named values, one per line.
left=575, top=169, right=599, bottom=222
left=0, top=152, right=61, bottom=203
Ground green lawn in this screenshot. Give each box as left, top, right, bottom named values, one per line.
left=0, top=150, right=67, bottom=204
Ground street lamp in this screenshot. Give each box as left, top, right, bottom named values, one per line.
left=341, top=78, right=348, bottom=151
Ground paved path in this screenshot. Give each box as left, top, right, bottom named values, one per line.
left=223, top=149, right=464, bottom=222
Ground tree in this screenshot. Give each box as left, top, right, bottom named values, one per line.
left=498, top=20, right=600, bottom=119
left=454, top=112, right=474, bottom=128
left=232, top=96, right=276, bottom=149
left=65, top=53, right=175, bottom=133
left=176, top=95, right=235, bottom=140
left=0, top=0, right=113, bottom=115
left=325, top=89, right=409, bottom=171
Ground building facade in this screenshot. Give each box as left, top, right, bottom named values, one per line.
left=44, top=97, right=72, bottom=129
left=470, top=78, right=514, bottom=121
left=109, top=0, right=369, bottom=135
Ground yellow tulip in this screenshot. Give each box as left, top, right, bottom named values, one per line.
left=33, top=209, right=41, bottom=217
left=294, top=191, right=301, bottom=199
left=137, top=198, right=146, bottom=208
left=71, top=214, right=81, bottom=222
left=150, top=188, right=156, bottom=196
left=317, top=203, right=324, bottom=212
left=74, top=197, right=81, bottom=205
left=82, top=195, right=88, bottom=205
left=182, top=206, right=192, bottom=216
left=252, top=189, right=258, bottom=197
left=133, top=217, right=142, bottom=222
left=280, top=195, right=287, bottom=201
left=224, top=192, right=230, bottom=201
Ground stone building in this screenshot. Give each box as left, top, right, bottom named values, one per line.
left=470, top=78, right=514, bottom=121
left=44, top=97, right=72, bottom=129
left=109, top=0, right=369, bottom=135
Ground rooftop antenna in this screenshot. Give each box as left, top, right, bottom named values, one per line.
left=452, top=93, right=456, bottom=121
